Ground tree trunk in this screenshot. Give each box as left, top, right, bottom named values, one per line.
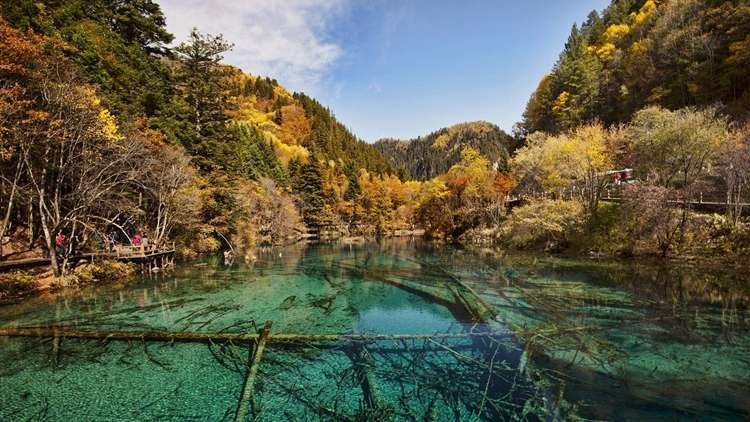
left=61, top=220, right=77, bottom=274
left=27, top=199, right=35, bottom=250
left=0, top=327, right=501, bottom=343
left=735, top=180, right=744, bottom=224
left=38, top=193, right=59, bottom=276
left=678, top=173, right=691, bottom=246
left=0, top=160, right=22, bottom=258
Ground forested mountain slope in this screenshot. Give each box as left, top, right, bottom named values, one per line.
left=522, top=0, right=750, bottom=135
left=1, top=0, right=390, bottom=178
left=0, top=0, right=395, bottom=266
left=374, top=121, right=514, bottom=180
left=225, top=71, right=391, bottom=176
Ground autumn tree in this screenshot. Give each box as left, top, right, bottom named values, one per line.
left=627, top=106, right=728, bottom=243
left=356, top=170, right=393, bottom=234
left=21, top=81, right=144, bottom=274
left=618, top=184, right=681, bottom=257
left=628, top=106, right=726, bottom=189
left=136, top=134, right=198, bottom=246
left=0, top=20, right=200, bottom=272
left=0, top=21, right=126, bottom=272
left=415, top=148, right=506, bottom=239
left=488, top=173, right=517, bottom=226
left=1, top=0, right=175, bottom=117
left=231, top=177, right=303, bottom=249
left=499, top=199, right=585, bottom=251
left=513, top=123, right=613, bottom=216
left=716, top=123, right=750, bottom=225
left=0, top=18, right=45, bottom=257
left=521, top=0, right=750, bottom=131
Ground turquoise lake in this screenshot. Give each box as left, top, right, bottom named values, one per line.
left=0, top=239, right=748, bottom=420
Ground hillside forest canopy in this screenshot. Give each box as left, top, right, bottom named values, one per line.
left=0, top=0, right=750, bottom=281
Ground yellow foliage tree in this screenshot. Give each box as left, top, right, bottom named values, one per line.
left=631, top=0, right=657, bottom=27
left=604, top=23, right=630, bottom=43
left=355, top=170, right=421, bottom=234
left=444, top=147, right=493, bottom=198
left=512, top=123, right=613, bottom=216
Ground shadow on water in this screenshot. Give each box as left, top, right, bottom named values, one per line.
left=0, top=238, right=748, bottom=420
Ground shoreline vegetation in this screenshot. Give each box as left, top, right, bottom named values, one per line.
left=3, top=234, right=749, bottom=309
left=0, top=259, right=137, bottom=304
left=2, top=0, right=750, bottom=302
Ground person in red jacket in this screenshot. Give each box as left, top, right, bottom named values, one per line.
left=55, top=231, right=66, bottom=256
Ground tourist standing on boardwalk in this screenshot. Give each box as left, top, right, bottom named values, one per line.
left=55, top=232, right=66, bottom=257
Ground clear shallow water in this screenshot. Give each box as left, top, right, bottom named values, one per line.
left=0, top=239, right=748, bottom=420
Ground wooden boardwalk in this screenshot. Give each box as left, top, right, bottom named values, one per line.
left=0, top=244, right=175, bottom=272
left=599, top=194, right=750, bottom=210
left=507, top=192, right=749, bottom=211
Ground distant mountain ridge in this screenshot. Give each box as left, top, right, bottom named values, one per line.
left=374, top=121, right=514, bottom=180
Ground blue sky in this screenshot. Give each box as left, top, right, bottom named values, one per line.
left=159, top=0, right=610, bottom=141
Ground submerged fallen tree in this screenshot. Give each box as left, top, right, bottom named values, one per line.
left=235, top=320, right=272, bottom=422
left=0, top=326, right=507, bottom=344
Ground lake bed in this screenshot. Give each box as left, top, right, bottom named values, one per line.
left=1, top=239, right=748, bottom=420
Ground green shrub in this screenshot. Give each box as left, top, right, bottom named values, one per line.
left=683, top=214, right=750, bottom=258
left=0, top=273, right=38, bottom=296
left=51, top=274, right=81, bottom=288
left=73, top=260, right=135, bottom=285
left=498, top=199, right=585, bottom=250
left=581, top=201, right=627, bottom=255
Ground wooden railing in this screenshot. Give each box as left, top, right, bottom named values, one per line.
left=0, top=241, right=176, bottom=272
left=108, top=241, right=176, bottom=258
left=600, top=190, right=750, bottom=207
left=506, top=189, right=749, bottom=208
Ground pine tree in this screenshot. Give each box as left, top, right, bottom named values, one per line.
left=344, top=164, right=361, bottom=201
left=172, top=28, right=235, bottom=168
left=288, top=158, right=302, bottom=184
left=296, top=158, right=326, bottom=227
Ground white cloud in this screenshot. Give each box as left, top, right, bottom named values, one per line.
left=158, top=0, right=347, bottom=92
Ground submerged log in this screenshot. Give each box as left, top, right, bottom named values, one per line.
left=392, top=255, right=498, bottom=324
left=438, top=271, right=497, bottom=322
left=0, top=327, right=504, bottom=344
left=448, top=285, right=495, bottom=324
left=349, top=344, right=386, bottom=412
left=358, top=270, right=456, bottom=309
left=235, top=320, right=272, bottom=422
